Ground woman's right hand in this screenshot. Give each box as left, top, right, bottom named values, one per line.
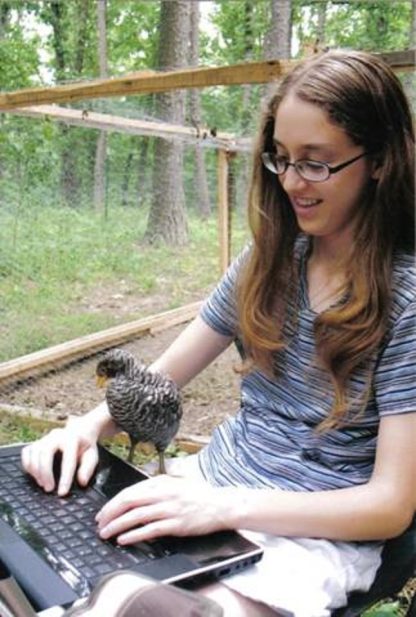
left=21, top=410, right=109, bottom=496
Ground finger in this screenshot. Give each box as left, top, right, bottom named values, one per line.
left=96, top=480, right=158, bottom=525
left=21, top=443, right=33, bottom=474
left=77, top=446, right=99, bottom=487
left=98, top=502, right=167, bottom=540
left=38, top=445, right=61, bottom=492
left=57, top=439, right=79, bottom=496
left=21, top=441, right=51, bottom=490
left=117, top=518, right=180, bottom=545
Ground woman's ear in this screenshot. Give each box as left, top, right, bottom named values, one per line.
left=370, top=156, right=382, bottom=180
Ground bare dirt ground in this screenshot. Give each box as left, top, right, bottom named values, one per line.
left=1, top=321, right=241, bottom=442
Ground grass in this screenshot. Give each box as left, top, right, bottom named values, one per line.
left=0, top=205, right=249, bottom=361
left=0, top=408, right=187, bottom=467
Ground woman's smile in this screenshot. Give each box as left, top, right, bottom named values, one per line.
left=290, top=196, right=322, bottom=218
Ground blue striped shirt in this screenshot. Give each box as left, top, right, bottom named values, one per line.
left=198, top=238, right=416, bottom=492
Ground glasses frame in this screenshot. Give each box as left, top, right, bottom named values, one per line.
left=261, top=151, right=368, bottom=183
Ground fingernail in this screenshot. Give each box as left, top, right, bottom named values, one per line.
left=99, top=526, right=109, bottom=539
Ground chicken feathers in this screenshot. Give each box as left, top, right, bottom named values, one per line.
left=96, top=349, right=182, bottom=474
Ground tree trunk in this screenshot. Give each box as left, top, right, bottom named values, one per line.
left=135, top=138, right=152, bottom=208
left=316, top=1, right=327, bottom=48
left=0, top=3, right=11, bottom=38
left=263, top=0, right=292, bottom=101
left=121, top=149, right=134, bottom=207
left=49, top=1, right=66, bottom=81
left=145, top=0, right=190, bottom=245
left=74, top=0, right=91, bottom=74
left=189, top=1, right=211, bottom=219
left=0, top=4, right=11, bottom=205
left=235, top=1, right=257, bottom=215
left=93, top=0, right=108, bottom=214
left=264, top=0, right=292, bottom=63
left=48, top=1, right=78, bottom=207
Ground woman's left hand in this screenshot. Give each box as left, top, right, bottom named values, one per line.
left=95, top=474, right=238, bottom=545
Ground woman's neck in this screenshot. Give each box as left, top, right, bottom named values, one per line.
left=306, top=238, right=350, bottom=312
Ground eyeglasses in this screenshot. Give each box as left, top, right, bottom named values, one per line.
left=261, top=151, right=368, bottom=183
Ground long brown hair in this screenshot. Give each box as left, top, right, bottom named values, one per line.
left=238, top=50, right=415, bottom=428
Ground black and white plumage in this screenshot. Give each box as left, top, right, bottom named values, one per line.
left=96, top=348, right=182, bottom=474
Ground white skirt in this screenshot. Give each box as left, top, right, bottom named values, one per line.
left=167, top=455, right=383, bottom=617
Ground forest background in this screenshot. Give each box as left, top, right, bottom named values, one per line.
left=0, top=0, right=414, bottom=363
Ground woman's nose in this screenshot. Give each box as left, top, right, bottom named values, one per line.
left=279, top=166, right=308, bottom=193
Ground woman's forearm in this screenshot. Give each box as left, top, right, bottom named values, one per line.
left=150, top=316, right=233, bottom=387
left=74, top=400, right=119, bottom=440
left=226, top=481, right=414, bottom=542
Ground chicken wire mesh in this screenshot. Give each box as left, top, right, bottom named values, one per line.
left=0, top=82, right=259, bottom=420
left=0, top=69, right=414, bottom=427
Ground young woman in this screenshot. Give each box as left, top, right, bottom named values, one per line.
left=22, top=50, right=415, bottom=616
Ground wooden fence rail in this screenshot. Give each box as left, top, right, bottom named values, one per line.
left=0, top=50, right=413, bottom=111
left=0, top=302, right=202, bottom=385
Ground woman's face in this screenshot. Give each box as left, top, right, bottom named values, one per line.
left=273, top=93, right=375, bottom=246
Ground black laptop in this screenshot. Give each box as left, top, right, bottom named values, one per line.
left=0, top=443, right=263, bottom=612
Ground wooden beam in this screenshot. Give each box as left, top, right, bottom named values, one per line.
left=0, top=60, right=292, bottom=110
left=7, top=105, right=252, bottom=152
left=0, top=50, right=413, bottom=112
left=377, top=49, right=416, bottom=71
left=0, top=301, right=202, bottom=384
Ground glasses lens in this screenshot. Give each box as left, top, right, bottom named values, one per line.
left=297, top=160, right=329, bottom=182
left=262, top=153, right=278, bottom=174
left=274, top=155, right=289, bottom=175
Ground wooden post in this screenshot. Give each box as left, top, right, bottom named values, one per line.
left=218, top=149, right=230, bottom=274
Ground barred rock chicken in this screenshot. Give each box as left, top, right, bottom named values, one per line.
left=96, top=348, right=182, bottom=474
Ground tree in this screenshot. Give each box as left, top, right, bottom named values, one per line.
left=145, top=0, right=190, bottom=245
left=264, top=0, right=292, bottom=61
left=40, top=0, right=97, bottom=208
left=93, top=0, right=108, bottom=214
left=189, top=1, right=211, bottom=219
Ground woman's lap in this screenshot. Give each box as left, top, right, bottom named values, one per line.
left=167, top=456, right=383, bottom=617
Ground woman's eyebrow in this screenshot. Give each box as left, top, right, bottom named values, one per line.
left=272, top=137, right=337, bottom=156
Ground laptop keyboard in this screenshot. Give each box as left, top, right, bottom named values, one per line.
left=0, top=453, right=173, bottom=596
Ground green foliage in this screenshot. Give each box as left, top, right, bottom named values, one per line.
left=106, top=0, right=160, bottom=73
left=362, top=600, right=401, bottom=616
left=208, top=1, right=270, bottom=64
left=0, top=24, right=40, bottom=89
left=318, top=0, right=412, bottom=52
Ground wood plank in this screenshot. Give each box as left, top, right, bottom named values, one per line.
left=0, top=60, right=291, bottom=110
left=7, top=105, right=252, bottom=152
left=0, top=51, right=412, bottom=112
left=0, top=302, right=202, bottom=384
left=378, top=49, right=416, bottom=69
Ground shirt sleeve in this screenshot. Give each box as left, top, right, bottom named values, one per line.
left=199, top=245, right=251, bottom=337
left=375, top=298, right=416, bottom=416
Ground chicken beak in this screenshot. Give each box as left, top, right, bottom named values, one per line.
left=96, top=375, right=108, bottom=388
